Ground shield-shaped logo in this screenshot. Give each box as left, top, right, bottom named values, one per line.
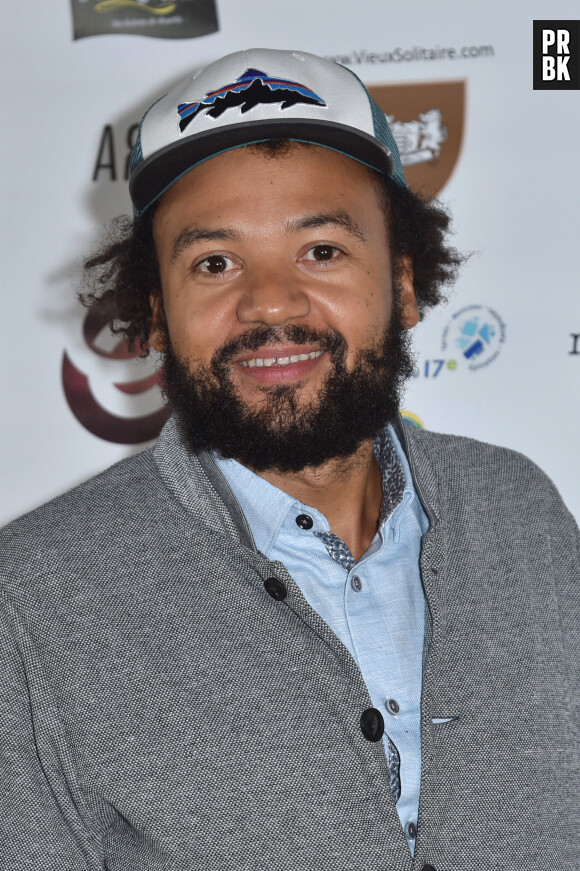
left=368, top=80, right=465, bottom=199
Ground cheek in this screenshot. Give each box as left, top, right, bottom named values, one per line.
left=365, top=268, right=395, bottom=325
left=161, top=286, right=239, bottom=362
left=337, top=283, right=393, bottom=350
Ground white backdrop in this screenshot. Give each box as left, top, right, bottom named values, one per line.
left=1, top=0, right=579, bottom=527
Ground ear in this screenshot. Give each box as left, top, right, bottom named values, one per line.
left=149, top=293, right=167, bottom=353
left=397, top=257, right=419, bottom=329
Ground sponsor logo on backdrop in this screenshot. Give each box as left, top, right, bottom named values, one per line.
left=412, top=306, right=505, bottom=384
left=70, top=0, right=218, bottom=40
left=441, top=306, right=506, bottom=371
left=62, top=307, right=169, bottom=443
left=570, top=333, right=580, bottom=355
left=368, top=81, right=465, bottom=198
left=533, top=21, right=580, bottom=90
left=401, top=410, right=424, bottom=429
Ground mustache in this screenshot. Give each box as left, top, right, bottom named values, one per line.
left=211, top=324, right=346, bottom=369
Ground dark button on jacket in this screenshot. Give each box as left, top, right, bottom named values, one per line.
left=264, top=577, right=287, bottom=601
left=360, top=707, right=384, bottom=742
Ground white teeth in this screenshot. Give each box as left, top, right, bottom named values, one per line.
left=240, top=350, right=324, bottom=368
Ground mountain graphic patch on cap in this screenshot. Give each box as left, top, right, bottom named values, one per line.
left=177, top=68, right=326, bottom=132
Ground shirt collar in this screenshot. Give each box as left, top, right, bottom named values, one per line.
left=213, top=425, right=411, bottom=557
left=374, top=426, right=405, bottom=524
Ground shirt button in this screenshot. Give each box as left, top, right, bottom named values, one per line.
left=264, top=577, right=287, bottom=601
left=360, top=707, right=384, bottom=742
left=405, top=821, right=417, bottom=840
left=295, top=513, right=313, bottom=530
left=386, top=697, right=400, bottom=715
left=351, top=575, right=362, bottom=592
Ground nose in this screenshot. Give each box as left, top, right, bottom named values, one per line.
left=236, top=263, right=311, bottom=326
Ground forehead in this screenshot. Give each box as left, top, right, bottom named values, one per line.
left=152, top=143, right=386, bottom=235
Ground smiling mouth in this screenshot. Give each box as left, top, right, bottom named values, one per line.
left=239, top=350, right=325, bottom=369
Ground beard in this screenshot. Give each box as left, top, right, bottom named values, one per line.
left=160, top=289, right=415, bottom=474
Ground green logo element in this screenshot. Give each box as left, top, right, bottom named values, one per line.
left=95, top=1, right=177, bottom=15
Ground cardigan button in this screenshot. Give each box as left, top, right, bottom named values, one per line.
left=421, top=865, right=437, bottom=871
left=264, top=577, right=287, bottom=601
left=360, top=707, right=384, bottom=742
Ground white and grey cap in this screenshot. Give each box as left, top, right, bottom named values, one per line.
left=129, top=48, right=407, bottom=217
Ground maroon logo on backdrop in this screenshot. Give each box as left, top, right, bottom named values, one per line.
left=62, top=308, right=170, bottom=444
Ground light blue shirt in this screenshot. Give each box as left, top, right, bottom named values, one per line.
left=214, top=426, right=429, bottom=853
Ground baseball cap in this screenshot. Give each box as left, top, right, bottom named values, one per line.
left=129, top=48, right=407, bottom=217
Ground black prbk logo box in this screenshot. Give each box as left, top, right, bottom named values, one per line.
left=533, top=21, right=580, bottom=89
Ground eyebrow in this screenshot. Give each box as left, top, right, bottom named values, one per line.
left=284, top=211, right=368, bottom=244
left=171, top=226, right=240, bottom=263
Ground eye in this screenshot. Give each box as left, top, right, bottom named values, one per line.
left=304, top=244, right=341, bottom=262
left=195, top=254, right=236, bottom=274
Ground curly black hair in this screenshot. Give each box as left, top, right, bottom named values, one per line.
left=80, top=141, right=463, bottom=355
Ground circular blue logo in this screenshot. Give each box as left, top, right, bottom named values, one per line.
left=441, top=305, right=506, bottom=370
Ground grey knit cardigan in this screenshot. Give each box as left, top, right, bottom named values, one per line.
left=0, top=416, right=578, bottom=870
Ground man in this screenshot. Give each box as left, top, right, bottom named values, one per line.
left=0, top=49, right=578, bottom=871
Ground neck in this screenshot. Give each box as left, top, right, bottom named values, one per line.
left=253, top=438, right=382, bottom=562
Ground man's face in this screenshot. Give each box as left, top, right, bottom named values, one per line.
left=151, top=143, right=419, bottom=471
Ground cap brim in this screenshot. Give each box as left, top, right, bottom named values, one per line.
left=130, top=118, right=394, bottom=216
